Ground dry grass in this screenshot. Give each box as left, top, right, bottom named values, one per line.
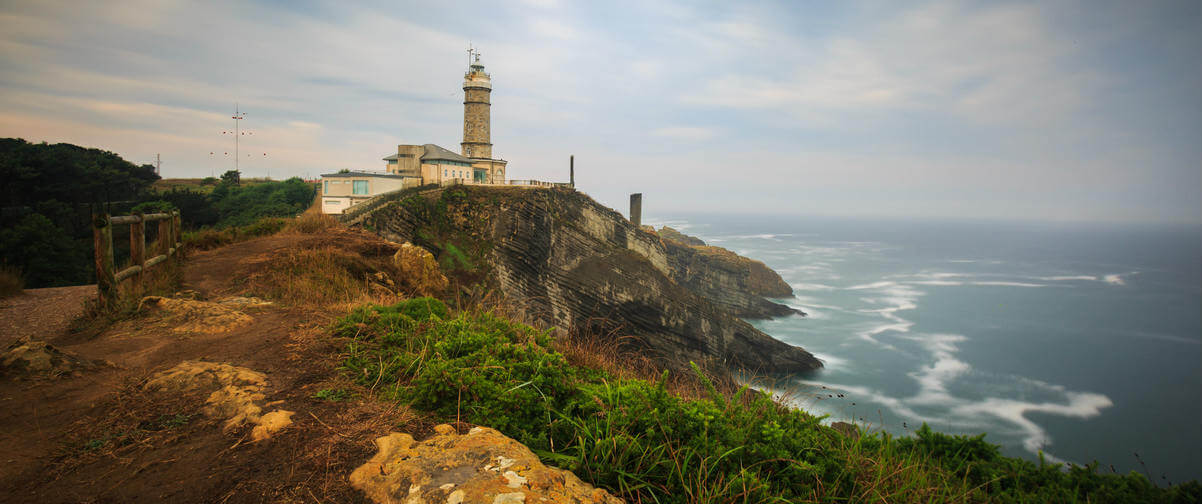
left=0, top=264, right=24, bottom=299
left=284, top=206, right=339, bottom=235
left=240, top=244, right=401, bottom=311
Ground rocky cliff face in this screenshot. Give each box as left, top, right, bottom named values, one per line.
left=655, top=227, right=800, bottom=319
left=351, top=186, right=820, bottom=374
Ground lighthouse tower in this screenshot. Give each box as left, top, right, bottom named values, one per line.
left=462, top=49, right=493, bottom=159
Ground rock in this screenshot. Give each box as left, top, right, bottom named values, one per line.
left=360, top=187, right=821, bottom=374
left=831, top=421, right=860, bottom=440
left=393, top=242, right=449, bottom=296
left=0, top=340, right=105, bottom=379
left=349, top=424, right=623, bottom=504
left=138, top=296, right=254, bottom=334
left=145, top=361, right=293, bottom=441
left=657, top=226, right=706, bottom=247
left=660, top=240, right=800, bottom=318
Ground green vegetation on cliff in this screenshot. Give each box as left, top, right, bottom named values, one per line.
left=333, top=297, right=1199, bottom=503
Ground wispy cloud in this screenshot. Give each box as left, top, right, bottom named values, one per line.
left=0, top=0, right=1196, bottom=222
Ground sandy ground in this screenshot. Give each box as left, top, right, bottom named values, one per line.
left=0, top=285, right=95, bottom=348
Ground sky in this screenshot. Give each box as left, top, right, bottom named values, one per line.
left=0, top=0, right=1199, bottom=223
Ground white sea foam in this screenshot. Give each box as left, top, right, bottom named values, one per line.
left=1102, top=272, right=1137, bottom=285
left=782, top=330, right=1114, bottom=464
left=792, top=282, right=838, bottom=291
left=953, top=392, right=1113, bottom=458
left=846, top=280, right=898, bottom=290
left=969, top=281, right=1047, bottom=288
left=1038, top=275, right=1098, bottom=282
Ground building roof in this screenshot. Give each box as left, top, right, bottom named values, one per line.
left=320, top=171, right=417, bottom=179
left=379, top=144, right=472, bottom=164
left=421, top=144, right=471, bottom=163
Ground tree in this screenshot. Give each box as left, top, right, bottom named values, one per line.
left=220, top=169, right=241, bottom=186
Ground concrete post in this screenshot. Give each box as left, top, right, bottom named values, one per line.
left=570, top=155, right=575, bottom=188
left=629, top=193, right=642, bottom=228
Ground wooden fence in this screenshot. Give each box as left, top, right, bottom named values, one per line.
left=92, top=210, right=181, bottom=308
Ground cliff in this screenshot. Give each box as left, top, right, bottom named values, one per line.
left=655, top=227, right=800, bottom=319
left=350, top=186, right=820, bottom=373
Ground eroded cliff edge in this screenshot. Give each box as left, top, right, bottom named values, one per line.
left=655, top=226, right=801, bottom=319
left=347, top=186, right=821, bottom=374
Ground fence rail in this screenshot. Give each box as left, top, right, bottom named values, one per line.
left=93, top=210, right=181, bottom=308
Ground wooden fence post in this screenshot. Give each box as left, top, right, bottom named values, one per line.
left=158, top=217, right=171, bottom=257
left=129, top=212, right=145, bottom=297
left=173, top=210, right=181, bottom=255
left=93, top=213, right=116, bottom=308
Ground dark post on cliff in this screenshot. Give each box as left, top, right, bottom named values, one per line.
left=630, top=193, right=642, bottom=227
left=570, top=155, right=575, bottom=188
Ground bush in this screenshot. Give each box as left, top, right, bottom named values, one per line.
left=0, top=264, right=23, bottom=298
left=333, top=301, right=1202, bottom=504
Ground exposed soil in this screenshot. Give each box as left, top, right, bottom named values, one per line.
left=0, top=285, right=96, bottom=348
left=0, top=230, right=421, bottom=503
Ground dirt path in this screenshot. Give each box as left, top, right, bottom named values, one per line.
left=0, top=285, right=95, bottom=348
left=0, top=230, right=402, bottom=503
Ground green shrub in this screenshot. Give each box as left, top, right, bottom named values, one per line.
left=333, top=301, right=1201, bottom=504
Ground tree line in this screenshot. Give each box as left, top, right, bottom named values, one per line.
left=0, top=138, right=315, bottom=288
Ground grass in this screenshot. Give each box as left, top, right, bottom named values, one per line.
left=182, top=217, right=289, bottom=251
left=0, top=263, right=23, bottom=298
left=331, top=297, right=1202, bottom=504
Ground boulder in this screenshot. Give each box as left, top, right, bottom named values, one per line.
left=393, top=242, right=449, bottom=296
left=138, top=296, right=255, bottom=334
left=0, top=340, right=104, bottom=379
left=144, top=361, right=293, bottom=441
left=350, top=424, right=623, bottom=504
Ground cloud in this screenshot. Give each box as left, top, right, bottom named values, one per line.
left=650, top=126, right=717, bottom=141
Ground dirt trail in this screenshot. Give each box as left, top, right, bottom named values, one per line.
left=0, top=285, right=95, bottom=348
left=0, top=230, right=402, bottom=503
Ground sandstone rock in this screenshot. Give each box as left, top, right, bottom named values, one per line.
left=145, top=361, right=293, bottom=441
left=393, top=242, right=449, bottom=296
left=359, top=187, right=820, bottom=373
left=660, top=240, right=799, bottom=318
left=350, top=424, right=623, bottom=504
left=138, top=296, right=255, bottom=334
left=0, top=340, right=104, bottom=379
left=657, top=226, right=706, bottom=247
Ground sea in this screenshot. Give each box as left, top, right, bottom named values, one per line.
left=644, top=213, right=1202, bottom=484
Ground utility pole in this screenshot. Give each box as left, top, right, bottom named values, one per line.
left=155, top=153, right=161, bottom=176
left=229, top=104, right=245, bottom=173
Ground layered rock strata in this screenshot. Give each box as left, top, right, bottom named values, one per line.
left=354, top=186, right=820, bottom=373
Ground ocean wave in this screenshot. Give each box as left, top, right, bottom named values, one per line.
left=1102, top=272, right=1137, bottom=285
left=792, top=282, right=839, bottom=291
left=783, top=332, right=1114, bottom=464
left=969, top=281, right=1047, bottom=288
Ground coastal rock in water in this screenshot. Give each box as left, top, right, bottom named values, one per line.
left=353, top=186, right=821, bottom=373
left=349, top=424, right=623, bottom=504
left=393, top=242, right=449, bottom=296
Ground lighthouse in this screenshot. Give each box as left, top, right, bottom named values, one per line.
left=461, top=47, right=506, bottom=183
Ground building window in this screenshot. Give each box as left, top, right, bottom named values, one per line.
left=323, top=181, right=329, bottom=194
left=353, top=180, right=368, bottom=195
left=444, top=169, right=448, bottom=177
